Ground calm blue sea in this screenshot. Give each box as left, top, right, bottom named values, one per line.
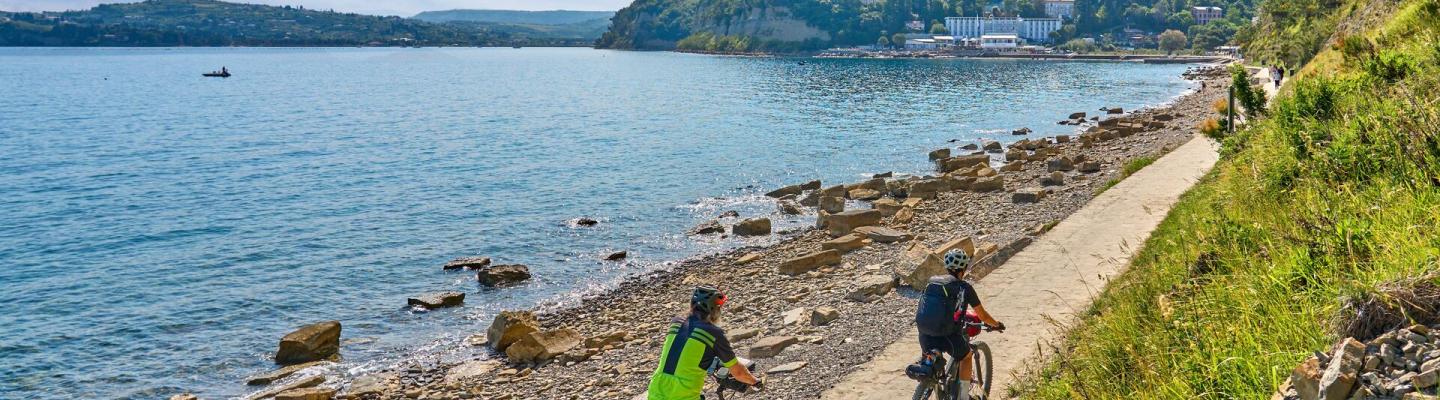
left=0, top=47, right=1192, bottom=399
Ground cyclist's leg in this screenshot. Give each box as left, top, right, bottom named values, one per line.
left=952, top=335, right=974, bottom=381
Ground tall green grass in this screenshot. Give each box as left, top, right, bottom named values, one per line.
left=1018, top=0, right=1440, bottom=397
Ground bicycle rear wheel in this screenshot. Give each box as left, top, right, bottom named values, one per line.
left=912, top=382, right=936, bottom=400
left=971, top=341, right=993, bottom=399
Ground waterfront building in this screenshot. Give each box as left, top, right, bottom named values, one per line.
left=945, top=16, right=1063, bottom=44
left=979, top=34, right=1021, bottom=49
left=1044, top=0, right=1075, bottom=19
left=1191, top=6, right=1223, bottom=24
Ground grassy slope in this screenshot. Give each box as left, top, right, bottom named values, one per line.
left=1018, top=0, right=1440, bottom=397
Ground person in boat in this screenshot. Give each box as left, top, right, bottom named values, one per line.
left=221, top=66, right=228, bottom=75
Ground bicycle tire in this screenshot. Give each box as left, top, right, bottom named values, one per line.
left=912, top=382, right=935, bottom=400
left=972, top=341, right=994, bottom=399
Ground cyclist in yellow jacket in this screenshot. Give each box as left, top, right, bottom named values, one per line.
left=647, top=286, right=759, bottom=400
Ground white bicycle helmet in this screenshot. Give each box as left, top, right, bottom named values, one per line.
left=943, top=249, right=970, bottom=273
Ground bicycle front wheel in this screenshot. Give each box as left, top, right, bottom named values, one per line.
left=971, top=341, right=994, bottom=399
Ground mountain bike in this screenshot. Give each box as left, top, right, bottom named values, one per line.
left=908, top=318, right=1002, bottom=400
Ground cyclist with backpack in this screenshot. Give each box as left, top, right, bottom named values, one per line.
left=912, top=249, right=1005, bottom=400
left=646, top=286, right=761, bottom=400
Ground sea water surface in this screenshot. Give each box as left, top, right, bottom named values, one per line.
left=0, top=47, right=1193, bottom=399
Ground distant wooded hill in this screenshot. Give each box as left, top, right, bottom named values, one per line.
left=0, top=0, right=602, bottom=46
left=413, top=10, right=616, bottom=41
left=412, top=9, right=615, bottom=25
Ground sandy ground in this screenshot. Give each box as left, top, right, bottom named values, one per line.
left=821, top=135, right=1220, bottom=400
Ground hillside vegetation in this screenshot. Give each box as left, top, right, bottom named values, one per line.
left=0, top=0, right=592, bottom=46
left=595, top=0, right=1259, bottom=52
left=411, top=10, right=614, bottom=25
left=412, top=9, right=615, bottom=40
left=1018, top=0, right=1440, bottom=397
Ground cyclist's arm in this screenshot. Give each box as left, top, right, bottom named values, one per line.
left=711, top=330, right=758, bottom=385
left=729, top=362, right=758, bottom=385
left=973, top=304, right=1001, bottom=327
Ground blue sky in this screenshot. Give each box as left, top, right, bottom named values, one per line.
left=0, top=0, right=630, bottom=16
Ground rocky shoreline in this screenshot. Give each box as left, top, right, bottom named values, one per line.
left=220, top=65, right=1232, bottom=400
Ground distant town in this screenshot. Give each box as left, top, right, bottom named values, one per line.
left=821, top=2, right=1238, bottom=60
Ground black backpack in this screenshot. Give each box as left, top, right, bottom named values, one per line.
left=915, top=276, right=967, bottom=337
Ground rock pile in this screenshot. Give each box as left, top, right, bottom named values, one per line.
left=1276, top=324, right=1440, bottom=400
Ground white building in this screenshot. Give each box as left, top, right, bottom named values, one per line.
left=1191, top=6, right=1223, bottom=24
left=980, top=34, right=1021, bottom=49
left=945, top=16, right=1063, bottom=44
left=1044, top=0, right=1075, bottom=19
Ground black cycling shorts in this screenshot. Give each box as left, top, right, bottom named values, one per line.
left=918, top=332, right=972, bottom=361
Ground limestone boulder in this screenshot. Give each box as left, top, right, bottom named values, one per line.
left=821, top=233, right=871, bottom=254
left=906, top=179, right=948, bottom=200
left=872, top=198, right=903, bottom=216
left=1068, top=112, right=1086, bottom=119
left=733, top=217, right=772, bottom=236
left=1000, top=160, right=1023, bottom=172
left=854, top=226, right=912, bottom=243
left=691, top=220, right=725, bottom=235
left=778, top=250, right=842, bottom=276
left=443, top=257, right=490, bottom=270
left=748, top=336, right=799, bottom=358
left=1318, top=338, right=1364, bottom=400
left=477, top=264, right=532, bottom=287
left=505, top=328, right=582, bottom=364
left=937, top=154, right=990, bottom=173
left=407, top=292, right=465, bottom=309
left=444, top=360, right=500, bottom=384
left=1005, top=148, right=1027, bottom=162
left=848, top=188, right=883, bottom=201
left=1107, top=107, right=1124, bottom=114
left=810, top=307, right=840, bottom=326
left=275, top=321, right=341, bottom=365
left=1080, top=161, right=1102, bottom=173
left=778, top=200, right=802, bottom=215
left=1012, top=127, right=1033, bottom=135
left=1046, top=156, right=1075, bottom=172
left=274, top=388, right=336, bottom=400
left=800, top=180, right=822, bottom=191
left=820, top=185, right=847, bottom=198
left=823, top=210, right=883, bottom=236
left=819, top=196, right=845, bottom=214
left=1291, top=356, right=1323, bottom=400
left=928, top=148, right=951, bottom=161
left=1056, top=135, right=1071, bottom=143
left=585, top=331, right=629, bottom=349
left=893, top=207, right=915, bottom=224
left=487, top=311, right=540, bottom=352
left=970, top=175, right=1004, bottom=192
left=960, top=143, right=979, bottom=150
left=1041, top=171, right=1065, bottom=186
left=983, top=141, right=1002, bottom=152
left=765, top=184, right=805, bottom=198
left=605, top=251, right=628, bottom=261
left=247, top=361, right=326, bottom=386
left=846, top=275, right=896, bottom=302
left=1012, top=188, right=1047, bottom=204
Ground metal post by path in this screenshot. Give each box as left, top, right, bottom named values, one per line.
left=1228, top=85, right=1236, bottom=134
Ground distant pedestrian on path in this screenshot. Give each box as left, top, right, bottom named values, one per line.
left=1277, top=65, right=1286, bottom=85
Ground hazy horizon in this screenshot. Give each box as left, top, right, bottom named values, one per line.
left=0, top=0, right=627, bottom=16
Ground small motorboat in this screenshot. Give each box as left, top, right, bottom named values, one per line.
left=203, top=67, right=231, bottom=78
